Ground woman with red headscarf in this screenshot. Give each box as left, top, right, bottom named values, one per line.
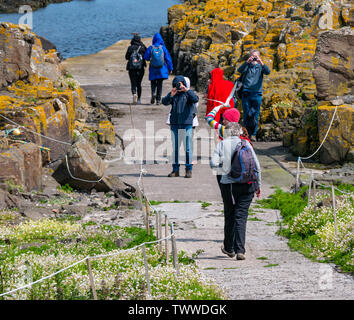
left=206, top=68, right=235, bottom=123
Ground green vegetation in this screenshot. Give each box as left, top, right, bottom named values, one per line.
left=0, top=219, right=224, bottom=300
left=57, top=184, right=73, bottom=194
left=201, top=202, right=212, bottom=209
left=257, top=257, right=268, bottom=260
left=6, top=180, right=25, bottom=193
left=264, top=264, right=279, bottom=268
left=248, top=217, right=262, bottom=221
left=258, top=186, right=354, bottom=272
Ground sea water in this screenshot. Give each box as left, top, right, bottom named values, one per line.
left=0, top=0, right=179, bottom=58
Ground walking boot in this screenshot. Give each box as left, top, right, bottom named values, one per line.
left=221, top=246, right=236, bottom=258
left=185, top=169, right=192, bottom=178
left=168, top=171, right=179, bottom=177
left=151, top=95, right=156, bottom=104
left=236, top=253, right=246, bottom=260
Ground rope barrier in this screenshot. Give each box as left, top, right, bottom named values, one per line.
left=298, top=106, right=338, bottom=161
left=0, top=114, right=124, bottom=158
left=0, top=219, right=176, bottom=298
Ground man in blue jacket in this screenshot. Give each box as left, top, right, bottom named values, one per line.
left=162, top=75, right=199, bottom=178
left=237, top=50, right=271, bottom=142
left=144, top=33, right=173, bottom=105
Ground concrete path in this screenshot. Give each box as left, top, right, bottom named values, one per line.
left=62, top=39, right=354, bottom=300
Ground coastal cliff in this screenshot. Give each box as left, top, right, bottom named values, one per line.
left=0, top=0, right=72, bottom=13
left=162, top=0, right=353, bottom=163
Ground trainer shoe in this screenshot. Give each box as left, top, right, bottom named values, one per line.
left=168, top=171, right=179, bottom=177
left=137, top=99, right=141, bottom=105
left=133, top=94, right=138, bottom=105
left=236, top=253, right=246, bottom=260
left=250, top=136, right=257, bottom=142
left=150, top=95, right=156, bottom=104
left=221, top=246, right=236, bottom=258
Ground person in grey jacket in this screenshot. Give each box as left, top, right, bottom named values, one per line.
left=210, top=122, right=261, bottom=260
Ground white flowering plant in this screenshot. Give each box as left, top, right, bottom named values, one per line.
left=0, top=218, right=225, bottom=300
left=259, top=187, right=354, bottom=272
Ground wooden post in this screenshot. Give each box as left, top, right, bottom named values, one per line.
left=137, top=184, right=144, bottom=211
left=141, top=245, right=152, bottom=298
left=155, top=212, right=159, bottom=240
left=165, top=215, right=169, bottom=264
left=308, top=171, right=313, bottom=207
left=331, top=184, right=338, bottom=241
left=86, top=258, right=98, bottom=300
left=170, top=223, right=180, bottom=276
left=144, top=195, right=150, bottom=235
left=312, top=181, right=317, bottom=211
left=295, top=157, right=300, bottom=193
left=158, top=212, right=163, bottom=252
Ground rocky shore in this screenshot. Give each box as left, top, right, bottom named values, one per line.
left=0, top=23, right=134, bottom=214
left=0, top=0, right=72, bottom=13
left=161, top=0, right=353, bottom=164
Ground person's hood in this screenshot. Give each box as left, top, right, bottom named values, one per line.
left=172, top=75, right=187, bottom=88
left=184, top=77, right=191, bottom=89
left=152, top=33, right=165, bottom=46
left=210, top=68, right=224, bottom=82
left=131, top=35, right=142, bottom=46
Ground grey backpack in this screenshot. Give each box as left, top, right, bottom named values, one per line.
left=229, top=140, right=258, bottom=185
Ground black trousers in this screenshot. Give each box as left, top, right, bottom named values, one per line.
left=128, top=69, right=144, bottom=98
left=217, top=175, right=255, bottom=254
left=151, top=79, right=164, bottom=101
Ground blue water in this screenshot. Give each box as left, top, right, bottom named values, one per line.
left=0, top=0, right=179, bottom=58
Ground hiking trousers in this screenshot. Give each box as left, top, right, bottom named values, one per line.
left=151, top=79, right=164, bottom=102
left=217, top=176, right=255, bottom=254
left=128, top=69, right=144, bottom=99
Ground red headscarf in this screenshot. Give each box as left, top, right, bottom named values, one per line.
left=206, top=68, right=235, bottom=122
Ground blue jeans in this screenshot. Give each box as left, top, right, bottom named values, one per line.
left=241, top=91, right=262, bottom=136
left=170, top=125, right=193, bottom=172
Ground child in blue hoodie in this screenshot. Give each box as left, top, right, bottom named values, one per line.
left=144, top=33, right=173, bottom=105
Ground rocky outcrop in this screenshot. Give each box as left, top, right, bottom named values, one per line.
left=317, top=105, right=353, bottom=164
left=0, top=0, right=72, bottom=13
left=0, top=23, right=120, bottom=198
left=312, top=27, right=353, bottom=164
left=313, top=27, right=353, bottom=102
left=0, top=143, right=42, bottom=192
left=162, top=0, right=352, bottom=142
left=285, top=27, right=353, bottom=164
left=0, top=22, right=88, bottom=164
left=53, top=136, right=133, bottom=196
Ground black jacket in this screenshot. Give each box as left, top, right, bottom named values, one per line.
left=125, top=36, right=147, bottom=71
left=162, top=76, right=199, bottom=126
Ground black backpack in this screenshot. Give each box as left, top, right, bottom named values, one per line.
left=129, top=46, right=143, bottom=70
left=229, top=140, right=258, bottom=186
left=234, top=64, right=249, bottom=100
